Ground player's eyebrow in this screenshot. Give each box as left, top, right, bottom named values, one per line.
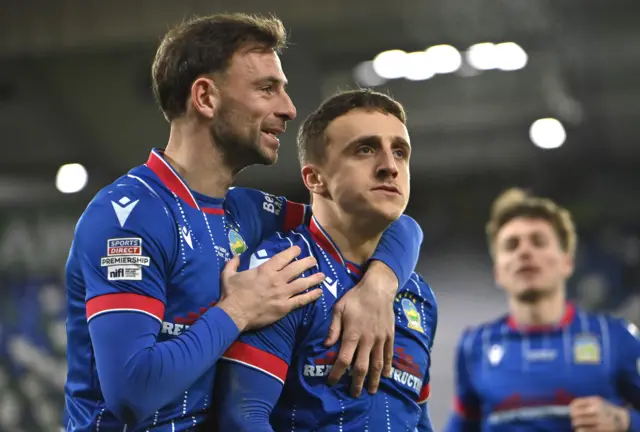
left=391, top=136, right=411, bottom=152
left=254, top=76, right=288, bottom=89
left=347, top=135, right=381, bottom=148
left=346, top=135, right=411, bottom=151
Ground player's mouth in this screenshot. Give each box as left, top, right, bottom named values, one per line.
left=371, top=185, right=401, bottom=195
left=516, top=264, right=541, bottom=277
left=261, top=128, right=283, bottom=147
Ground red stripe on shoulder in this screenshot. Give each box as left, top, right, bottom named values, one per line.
left=86, top=293, right=165, bottom=323
left=417, top=383, right=430, bottom=404
left=223, top=341, right=288, bottom=383
left=202, top=207, right=224, bottom=215
left=283, top=201, right=305, bottom=231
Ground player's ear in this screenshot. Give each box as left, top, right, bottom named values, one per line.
left=301, top=164, right=327, bottom=196
left=561, top=251, right=575, bottom=278
left=189, top=76, right=219, bottom=119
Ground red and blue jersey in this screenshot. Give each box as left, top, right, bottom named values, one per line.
left=63, top=149, right=424, bottom=431
left=445, top=304, right=640, bottom=431
left=217, top=216, right=438, bottom=432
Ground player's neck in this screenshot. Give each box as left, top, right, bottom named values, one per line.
left=312, top=203, right=387, bottom=266
left=164, top=120, right=233, bottom=198
left=508, top=288, right=567, bottom=327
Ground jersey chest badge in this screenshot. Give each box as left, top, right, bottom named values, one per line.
left=573, top=334, right=601, bottom=364
left=228, top=229, right=247, bottom=256
left=396, top=292, right=424, bottom=334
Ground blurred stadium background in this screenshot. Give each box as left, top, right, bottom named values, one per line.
left=1, top=0, right=639, bottom=430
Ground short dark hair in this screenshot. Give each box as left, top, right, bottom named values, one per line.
left=152, top=13, right=287, bottom=121
left=486, top=188, right=577, bottom=257
left=297, top=89, right=407, bottom=166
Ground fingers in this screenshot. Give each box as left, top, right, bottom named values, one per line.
left=279, top=255, right=318, bottom=282
left=383, top=331, right=394, bottom=378
left=571, top=412, right=598, bottom=430
left=286, top=288, right=323, bottom=311
left=350, top=338, right=374, bottom=397
left=286, top=272, right=326, bottom=296
left=264, top=246, right=301, bottom=271
left=366, top=340, right=385, bottom=395
left=221, top=255, right=240, bottom=278
left=328, top=332, right=358, bottom=387
left=325, top=304, right=344, bottom=347
left=569, top=398, right=600, bottom=430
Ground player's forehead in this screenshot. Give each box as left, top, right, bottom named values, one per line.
left=227, top=45, right=287, bottom=85
left=497, top=217, right=556, bottom=241
left=325, top=109, right=409, bottom=149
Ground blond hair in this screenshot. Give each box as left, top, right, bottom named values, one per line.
left=486, top=188, right=577, bottom=257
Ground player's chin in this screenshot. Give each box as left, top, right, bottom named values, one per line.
left=369, top=201, right=405, bottom=222
left=514, top=285, right=553, bottom=303
left=252, top=145, right=277, bottom=166
left=257, top=144, right=279, bottom=165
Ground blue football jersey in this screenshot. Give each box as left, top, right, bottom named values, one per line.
left=63, top=149, right=306, bottom=431
left=445, top=304, right=640, bottom=431
left=222, top=216, right=438, bottom=431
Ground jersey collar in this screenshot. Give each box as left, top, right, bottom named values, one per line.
left=145, top=148, right=224, bottom=214
left=506, top=302, right=576, bottom=333
left=309, top=216, right=363, bottom=277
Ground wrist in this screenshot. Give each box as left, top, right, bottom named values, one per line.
left=363, top=260, right=399, bottom=297
left=217, top=298, right=250, bottom=332
left=616, top=407, right=631, bottom=431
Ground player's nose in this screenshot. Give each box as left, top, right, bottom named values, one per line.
left=276, top=91, right=297, bottom=122
left=377, top=148, right=399, bottom=179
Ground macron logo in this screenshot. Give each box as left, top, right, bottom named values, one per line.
left=111, top=197, right=139, bottom=227
left=323, top=276, right=337, bottom=298
left=181, top=226, right=193, bottom=249
left=249, top=249, right=271, bottom=269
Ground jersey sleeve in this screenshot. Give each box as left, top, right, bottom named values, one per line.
left=370, top=214, right=424, bottom=287
left=73, top=187, right=240, bottom=424
left=224, top=187, right=307, bottom=250
left=613, top=318, right=640, bottom=429
left=444, top=329, right=482, bottom=432
left=215, top=360, right=281, bottom=431
left=76, top=187, right=175, bottom=323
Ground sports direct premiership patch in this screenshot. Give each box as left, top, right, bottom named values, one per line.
left=107, top=238, right=142, bottom=256
left=101, top=237, right=150, bottom=271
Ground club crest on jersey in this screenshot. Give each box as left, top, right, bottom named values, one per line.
left=573, top=334, right=601, bottom=364
left=396, top=292, right=424, bottom=334
left=228, top=229, right=247, bottom=256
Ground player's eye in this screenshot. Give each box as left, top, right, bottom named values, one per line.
left=504, top=238, right=519, bottom=251
left=531, top=234, right=547, bottom=248
left=393, top=149, right=407, bottom=159
left=357, top=146, right=374, bottom=155
left=261, top=85, right=276, bottom=95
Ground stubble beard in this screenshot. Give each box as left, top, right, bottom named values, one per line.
left=209, top=102, right=271, bottom=174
